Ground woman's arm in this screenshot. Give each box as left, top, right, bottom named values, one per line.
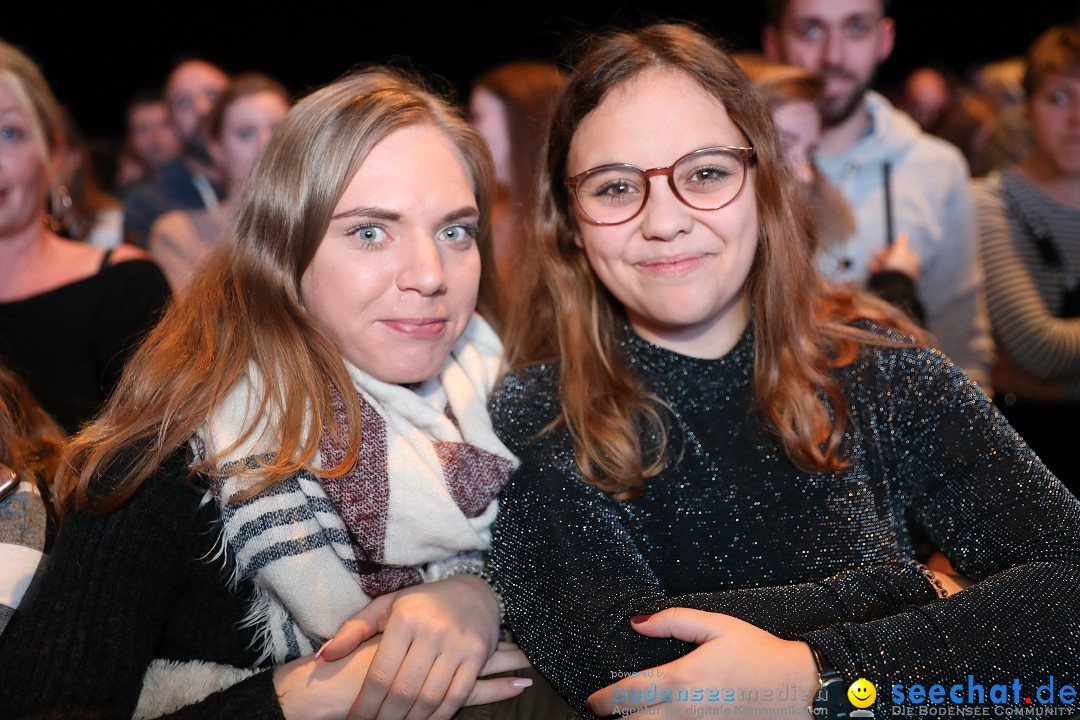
left=0, top=452, right=283, bottom=719
left=974, top=176, right=1080, bottom=384
left=489, top=456, right=939, bottom=717
left=0, top=450, right=529, bottom=720
left=802, top=347, right=1080, bottom=699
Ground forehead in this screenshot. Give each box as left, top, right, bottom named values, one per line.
left=339, top=124, right=476, bottom=210
left=781, top=0, right=883, bottom=24
left=224, top=92, right=288, bottom=124
left=130, top=101, right=167, bottom=120
left=0, top=80, right=24, bottom=112
left=166, top=62, right=227, bottom=98
left=569, top=69, right=746, bottom=169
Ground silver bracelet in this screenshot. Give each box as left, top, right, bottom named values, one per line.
left=910, top=560, right=948, bottom=598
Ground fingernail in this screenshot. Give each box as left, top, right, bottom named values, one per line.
left=510, top=678, right=533, bottom=688
left=315, top=640, right=330, bottom=660
left=631, top=614, right=653, bottom=624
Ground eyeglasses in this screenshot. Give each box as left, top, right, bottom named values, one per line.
left=564, top=146, right=756, bottom=226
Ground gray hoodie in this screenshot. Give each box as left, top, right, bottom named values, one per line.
left=815, top=91, right=993, bottom=390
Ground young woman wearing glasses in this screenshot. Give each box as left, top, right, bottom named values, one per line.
left=488, top=23, right=1080, bottom=719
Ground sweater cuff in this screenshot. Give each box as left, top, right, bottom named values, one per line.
left=158, top=668, right=285, bottom=720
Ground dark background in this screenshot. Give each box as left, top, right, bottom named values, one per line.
left=5, top=1, right=1080, bottom=140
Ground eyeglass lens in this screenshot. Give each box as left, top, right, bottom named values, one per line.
left=575, top=149, right=747, bottom=224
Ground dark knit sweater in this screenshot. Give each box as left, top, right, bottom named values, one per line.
left=489, top=326, right=1080, bottom=717
left=0, top=451, right=285, bottom=719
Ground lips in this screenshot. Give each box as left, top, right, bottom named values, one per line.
left=381, top=318, right=447, bottom=339
left=635, top=254, right=707, bottom=276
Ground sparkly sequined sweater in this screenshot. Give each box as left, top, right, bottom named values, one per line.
left=489, top=326, right=1080, bottom=716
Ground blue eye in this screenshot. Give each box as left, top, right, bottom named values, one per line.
left=795, top=22, right=823, bottom=40
left=1048, top=90, right=1071, bottom=107
left=350, top=224, right=388, bottom=246
left=0, top=125, right=25, bottom=142
left=438, top=224, right=478, bottom=246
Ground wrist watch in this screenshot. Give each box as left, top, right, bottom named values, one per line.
left=808, top=645, right=853, bottom=718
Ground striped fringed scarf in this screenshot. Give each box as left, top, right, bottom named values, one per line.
left=193, top=315, right=518, bottom=664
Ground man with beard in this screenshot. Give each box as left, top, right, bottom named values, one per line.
left=764, top=0, right=993, bottom=389
left=123, top=60, right=228, bottom=248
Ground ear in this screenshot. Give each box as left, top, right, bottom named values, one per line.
left=573, top=230, right=585, bottom=250
left=762, top=25, right=782, bottom=62
left=877, top=17, right=896, bottom=63
left=49, top=132, right=69, bottom=173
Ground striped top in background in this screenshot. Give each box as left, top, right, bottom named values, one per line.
left=974, top=168, right=1080, bottom=398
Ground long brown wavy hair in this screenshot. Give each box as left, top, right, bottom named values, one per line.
left=501, top=23, right=919, bottom=498
left=61, top=67, right=495, bottom=514
left=0, top=364, right=64, bottom=486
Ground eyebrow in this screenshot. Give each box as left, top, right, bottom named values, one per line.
left=331, top=205, right=479, bottom=223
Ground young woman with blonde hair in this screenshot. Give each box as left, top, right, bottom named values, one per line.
left=489, top=23, right=1080, bottom=718
left=0, top=67, right=530, bottom=719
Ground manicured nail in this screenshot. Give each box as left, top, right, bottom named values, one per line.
left=631, top=614, right=653, bottom=624
left=510, top=678, right=533, bottom=688
left=315, top=640, right=330, bottom=660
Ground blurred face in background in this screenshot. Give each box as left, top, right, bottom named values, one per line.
left=772, top=99, right=820, bottom=187
left=212, top=91, right=289, bottom=189
left=127, top=100, right=179, bottom=166
left=468, top=88, right=512, bottom=187
left=0, top=82, right=48, bottom=240
left=165, top=60, right=227, bottom=160
left=1027, top=73, right=1080, bottom=177
left=765, top=0, right=894, bottom=127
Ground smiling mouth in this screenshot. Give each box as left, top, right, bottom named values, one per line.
left=382, top=318, right=447, bottom=339
left=636, top=254, right=706, bottom=276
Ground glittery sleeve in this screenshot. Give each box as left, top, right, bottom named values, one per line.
left=804, top=344, right=1080, bottom=699
left=489, top=366, right=941, bottom=716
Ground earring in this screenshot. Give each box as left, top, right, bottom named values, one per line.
left=45, top=184, right=73, bottom=233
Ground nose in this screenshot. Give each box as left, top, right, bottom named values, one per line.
left=823, top=30, right=844, bottom=68
left=194, top=93, right=215, bottom=119
left=638, top=177, right=695, bottom=242
left=397, top=236, right=447, bottom=295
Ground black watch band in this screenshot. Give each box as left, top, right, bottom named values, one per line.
left=808, top=646, right=853, bottom=719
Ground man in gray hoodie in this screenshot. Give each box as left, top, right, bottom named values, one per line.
left=764, top=0, right=993, bottom=389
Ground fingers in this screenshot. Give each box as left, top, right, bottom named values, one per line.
left=398, top=654, right=463, bottom=720
left=480, top=645, right=532, bottom=676
left=627, top=607, right=726, bottom=644
left=321, top=593, right=395, bottom=662
left=464, top=676, right=533, bottom=707
left=414, top=660, right=481, bottom=720
left=347, top=627, right=418, bottom=720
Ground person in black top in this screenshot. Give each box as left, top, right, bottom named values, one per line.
left=491, top=23, right=1080, bottom=719
left=0, top=41, right=169, bottom=433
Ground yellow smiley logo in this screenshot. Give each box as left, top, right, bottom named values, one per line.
left=848, top=678, right=876, bottom=708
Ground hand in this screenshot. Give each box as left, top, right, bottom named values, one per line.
left=586, top=609, right=818, bottom=717
left=275, top=637, right=532, bottom=720
left=868, top=232, right=921, bottom=280
left=991, top=351, right=1066, bottom=402
left=318, top=574, right=515, bottom=719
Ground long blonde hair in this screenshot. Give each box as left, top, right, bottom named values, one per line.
left=501, top=24, right=918, bottom=497
left=61, top=68, right=495, bottom=513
